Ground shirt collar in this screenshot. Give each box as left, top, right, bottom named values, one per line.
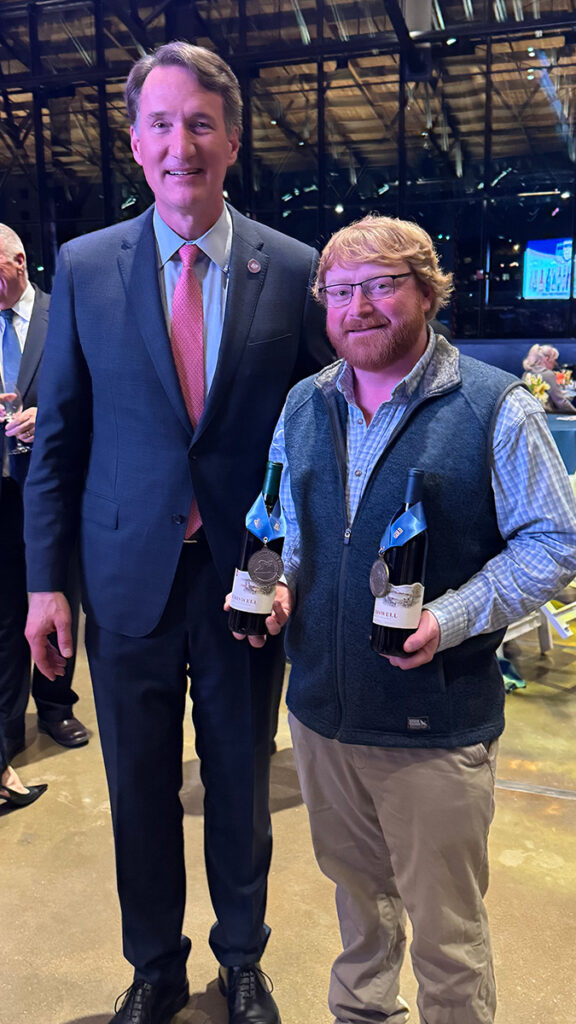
left=153, top=205, right=232, bottom=273
left=11, top=281, right=35, bottom=324
left=337, top=328, right=438, bottom=407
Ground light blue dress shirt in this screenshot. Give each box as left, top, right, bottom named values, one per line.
left=153, top=205, right=232, bottom=396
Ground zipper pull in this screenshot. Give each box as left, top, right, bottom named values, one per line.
left=343, top=527, right=352, bottom=545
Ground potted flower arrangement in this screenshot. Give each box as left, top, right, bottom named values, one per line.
left=523, top=373, right=550, bottom=406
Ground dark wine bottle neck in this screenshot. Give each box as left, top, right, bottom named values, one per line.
left=261, top=460, right=282, bottom=512
left=404, top=469, right=424, bottom=506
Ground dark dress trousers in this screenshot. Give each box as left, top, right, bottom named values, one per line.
left=0, top=286, right=80, bottom=746
left=24, top=205, right=329, bottom=984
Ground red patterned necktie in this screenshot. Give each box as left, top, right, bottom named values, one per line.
left=171, top=243, right=204, bottom=537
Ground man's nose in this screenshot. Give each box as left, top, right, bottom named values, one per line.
left=347, top=284, right=374, bottom=314
left=170, top=124, right=195, bottom=159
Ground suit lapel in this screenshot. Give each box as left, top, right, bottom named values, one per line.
left=117, top=209, right=192, bottom=437
left=18, top=286, right=49, bottom=403
left=193, top=208, right=268, bottom=442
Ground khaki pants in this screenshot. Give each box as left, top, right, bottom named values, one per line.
left=289, top=714, right=498, bottom=1024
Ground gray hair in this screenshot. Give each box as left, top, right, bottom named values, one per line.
left=125, top=41, right=243, bottom=136
left=0, top=224, right=26, bottom=261
left=522, top=343, right=559, bottom=372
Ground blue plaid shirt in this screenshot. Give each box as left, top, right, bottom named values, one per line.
left=269, top=333, right=576, bottom=652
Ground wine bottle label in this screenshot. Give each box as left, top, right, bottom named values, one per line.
left=229, top=569, right=276, bottom=614
left=248, top=547, right=284, bottom=586
left=372, top=582, right=424, bottom=629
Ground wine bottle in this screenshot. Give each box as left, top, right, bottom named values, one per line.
left=228, top=460, right=285, bottom=636
left=370, top=468, right=428, bottom=657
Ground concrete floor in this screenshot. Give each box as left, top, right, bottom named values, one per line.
left=3, top=630, right=576, bottom=1024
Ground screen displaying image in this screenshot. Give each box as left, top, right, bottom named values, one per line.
left=522, top=237, right=575, bottom=299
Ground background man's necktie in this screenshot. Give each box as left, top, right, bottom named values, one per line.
left=1, top=309, right=22, bottom=391
left=171, top=243, right=205, bottom=538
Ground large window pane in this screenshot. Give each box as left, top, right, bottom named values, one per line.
left=245, top=0, right=317, bottom=49
left=489, top=34, right=576, bottom=196
left=191, top=1, right=240, bottom=51
left=251, top=62, right=318, bottom=243
left=42, top=83, right=104, bottom=244
left=322, top=1, right=390, bottom=40
left=37, top=3, right=96, bottom=74
left=324, top=54, right=400, bottom=218
left=405, top=48, right=487, bottom=199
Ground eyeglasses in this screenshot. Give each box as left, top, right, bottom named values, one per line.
left=318, top=272, right=413, bottom=308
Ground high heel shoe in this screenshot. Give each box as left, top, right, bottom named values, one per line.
left=0, top=783, right=48, bottom=807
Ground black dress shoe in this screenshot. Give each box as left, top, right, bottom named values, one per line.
left=218, top=964, right=281, bottom=1024
left=38, top=716, right=90, bottom=748
left=110, top=978, right=189, bottom=1024
left=0, top=782, right=47, bottom=807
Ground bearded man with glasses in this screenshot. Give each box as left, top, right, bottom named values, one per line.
left=232, top=214, right=576, bottom=1024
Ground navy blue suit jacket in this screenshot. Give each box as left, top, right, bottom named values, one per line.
left=24, top=206, right=328, bottom=636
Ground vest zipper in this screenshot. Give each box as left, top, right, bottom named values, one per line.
left=334, top=525, right=352, bottom=739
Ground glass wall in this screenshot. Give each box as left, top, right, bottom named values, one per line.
left=0, top=0, right=575, bottom=337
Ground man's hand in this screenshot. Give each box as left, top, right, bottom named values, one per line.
left=384, top=609, right=440, bottom=670
left=5, top=404, right=37, bottom=444
left=25, top=592, right=73, bottom=680
left=224, top=582, right=294, bottom=648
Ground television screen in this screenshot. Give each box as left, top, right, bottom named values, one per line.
left=522, top=237, right=574, bottom=299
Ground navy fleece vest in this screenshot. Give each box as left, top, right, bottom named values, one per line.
left=284, top=355, right=520, bottom=749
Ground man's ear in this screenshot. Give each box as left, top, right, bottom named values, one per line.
left=130, top=125, right=143, bottom=166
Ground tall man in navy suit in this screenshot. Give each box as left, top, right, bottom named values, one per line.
left=24, top=43, right=329, bottom=1024
left=0, top=225, right=88, bottom=761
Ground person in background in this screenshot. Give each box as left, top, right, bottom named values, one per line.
left=0, top=224, right=87, bottom=762
left=23, top=41, right=329, bottom=1024
left=522, top=343, right=576, bottom=413
left=238, top=215, right=576, bottom=1024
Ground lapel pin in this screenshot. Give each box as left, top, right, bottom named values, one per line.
left=247, top=259, right=261, bottom=274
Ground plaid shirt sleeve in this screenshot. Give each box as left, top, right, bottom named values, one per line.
left=427, top=387, right=576, bottom=650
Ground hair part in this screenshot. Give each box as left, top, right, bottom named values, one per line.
left=314, top=214, right=453, bottom=319
left=125, top=41, right=243, bottom=137
left=523, top=343, right=559, bottom=372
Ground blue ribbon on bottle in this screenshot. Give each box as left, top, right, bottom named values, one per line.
left=245, top=492, right=287, bottom=542
left=380, top=501, right=427, bottom=552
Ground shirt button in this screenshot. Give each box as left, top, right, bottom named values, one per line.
left=172, top=514, right=186, bottom=525
left=354, top=469, right=362, bottom=477
left=357, top=417, right=363, bottom=424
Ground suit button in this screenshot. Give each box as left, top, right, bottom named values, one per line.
left=172, top=514, right=186, bottom=525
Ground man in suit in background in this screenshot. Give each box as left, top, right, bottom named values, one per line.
left=24, top=43, right=329, bottom=1024
left=0, top=224, right=88, bottom=762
